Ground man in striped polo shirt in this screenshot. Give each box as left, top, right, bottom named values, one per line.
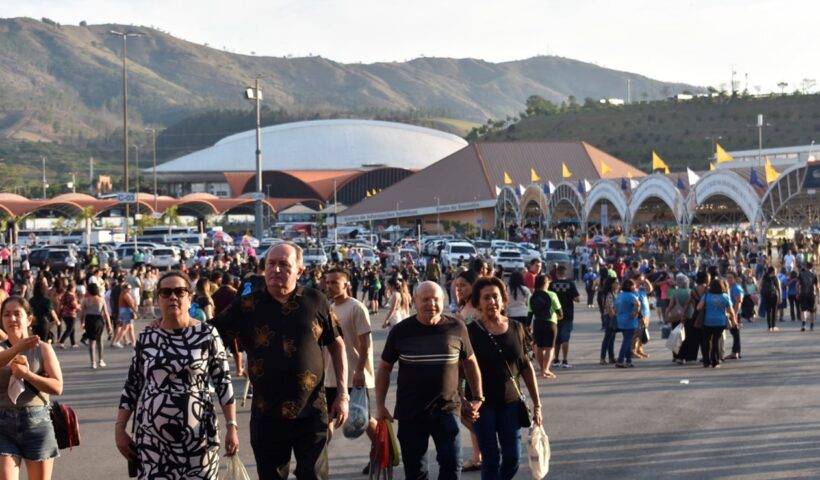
left=376, top=281, right=483, bottom=480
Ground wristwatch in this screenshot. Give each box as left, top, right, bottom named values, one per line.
left=473, top=395, right=486, bottom=403
left=226, top=420, right=239, bottom=429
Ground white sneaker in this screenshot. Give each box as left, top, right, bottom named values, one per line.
left=113, top=342, right=124, bottom=349
left=98, top=360, right=107, bottom=367
left=91, top=363, right=97, bottom=369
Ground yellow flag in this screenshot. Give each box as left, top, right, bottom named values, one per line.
left=765, top=158, right=780, bottom=184
left=562, top=163, right=572, bottom=178
left=627, top=170, right=633, bottom=178
left=366, top=190, right=372, bottom=197
left=652, top=151, right=670, bottom=174
left=716, top=143, right=733, bottom=163
left=530, top=168, right=541, bottom=182
left=709, top=162, right=716, bottom=171
left=600, top=160, right=613, bottom=176
left=503, top=171, right=513, bottom=185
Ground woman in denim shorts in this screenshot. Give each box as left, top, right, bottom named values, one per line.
left=0, top=296, right=64, bottom=479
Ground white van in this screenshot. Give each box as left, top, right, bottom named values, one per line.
left=540, top=239, right=569, bottom=253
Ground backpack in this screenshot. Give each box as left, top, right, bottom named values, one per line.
left=529, top=291, right=552, bottom=320
left=740, top=293, right=756, bottom=319
left=760, top=275, right=777, bottom=300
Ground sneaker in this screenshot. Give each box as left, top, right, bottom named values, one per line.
left=90, top=363, right=97, bottom=369
left=561, top=361, right=572, bottom=369
left=58, top=343, right=66, bottom=350
left=113, top=342, right=124, bottom=349
left=98, top=360, right=107, bottom=367
left=801, top=327, right=806, bottom=332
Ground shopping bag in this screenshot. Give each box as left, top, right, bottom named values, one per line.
left=527, top=425, right=550, bottom=479
left=343, top=387, right=369, bottom=439
left=386, top=418, right=401, bottom=467
left=369, top=419, right=394, bottom=479
left=222, top=454, right=251, bottom=480
left=661, top=324, right=672, bottom=339
left=665, top=323, right=685, bottom=355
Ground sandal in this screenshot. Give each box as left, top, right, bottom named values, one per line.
left=463, top=461, right=482, bottom=472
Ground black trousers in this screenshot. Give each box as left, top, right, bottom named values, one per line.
left=250, top=415, right=329, bottom=480
left=703, top=326, right=724, bottom=366
left=729, top=326, right=741, bottom=354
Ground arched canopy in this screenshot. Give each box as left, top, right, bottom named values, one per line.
left=495, top=186, right=520, bottom=228
left=336, top=168, right=414, bottom=205
left=547, top=182, right=584, bottom=226
left=520, top=185, right=547, bottom=218
left=692, top=170, right=761, bottom=225
left=759, top=162, right=818, bottom=228
left=629, top=174, right=686, bottom=225
left=584, top=180, right=629, bottom=224
left=242, top=172, right=321, bottom=199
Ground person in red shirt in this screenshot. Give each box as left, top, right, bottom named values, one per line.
left=614, top=257, right=628, bottom=280
left=524, top=259, right=542, bottom=290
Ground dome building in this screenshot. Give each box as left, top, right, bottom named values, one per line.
left=152, top=119, right=468, bottom=209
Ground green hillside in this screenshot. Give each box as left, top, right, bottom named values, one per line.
left=483, top=93, right=820, bottom=171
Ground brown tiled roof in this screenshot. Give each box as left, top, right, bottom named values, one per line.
left=341, top=141, right=647, bottom=217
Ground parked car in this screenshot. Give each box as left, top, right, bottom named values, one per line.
left=27, top=248, right=72, bottom=272
left=149, top=247, right=180, bottom=269
left=115, top=246, right=154, bottom=269
left=543, top=250, right=574, bottom=279
left=541, top=238, right=570, bottom=253
left=440, top=242, right=477, bottom=268
left=472, top=239, right=492, bottom=255
left=303, top=247, right=328, bottom=266
left=515, top=244, right=542, bottom=264
left=493, top=249, right=526, bottom=272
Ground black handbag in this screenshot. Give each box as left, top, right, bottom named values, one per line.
left=128, top=404, right=140, bottom=477
left=476, top=320, right=533, bottom=428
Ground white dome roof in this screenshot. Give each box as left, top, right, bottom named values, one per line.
left=155, top=119, right=468, bottom=172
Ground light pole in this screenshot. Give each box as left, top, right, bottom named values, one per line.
left=132, top=143, right=140, bottom=249
left=244, top=77, right=264, bottom=240
left=41, top=157, right=48, bottom=199
left=146, top=128, right=158, bottom=211
left=110, top=29, right=143, bottom=240
left=265, top=184, right=271, bottom=231
left=395, top=201, right=402, bottom=228
left=434, top=196, right=440, bottom=234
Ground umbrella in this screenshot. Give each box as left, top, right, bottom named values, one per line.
left=612, top=235, right=634, bottom=246
left=586, top=234, right=609, bottom=247
left=212, top=231, right=233, bottom=243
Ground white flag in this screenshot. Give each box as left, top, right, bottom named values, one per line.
left=687, top=167, right=700, bottom=186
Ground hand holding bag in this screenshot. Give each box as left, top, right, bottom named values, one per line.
left=528, top=425, right=551, bottom=479
left=222, top=454, right=251, bottom=480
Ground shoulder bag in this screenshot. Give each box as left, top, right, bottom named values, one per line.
left=32, top=390, right=80, bottom=450
left=476, top=320, right=532, bottom=428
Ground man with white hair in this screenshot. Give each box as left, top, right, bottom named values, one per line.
left=375, top=281, right=483, bottom=480
left=212, top=242, right=348, bottom=479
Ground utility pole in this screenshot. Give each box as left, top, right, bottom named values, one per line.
left=244, top=77, right=264, bottom=240
left=627, top=78, right=631, bottom=104
left=89, top=157, right=94, bottom=194
left=333, top=178, right=338, bottom=247
left=41, top=157, right=48, bottom=198
left=146, top=128, right=158, bottom=211
left=110, top=29, right=143, bottom=240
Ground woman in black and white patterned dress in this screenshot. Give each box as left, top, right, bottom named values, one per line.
left=114, top=271, right=239, bottom=479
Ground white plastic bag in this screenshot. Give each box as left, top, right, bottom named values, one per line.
left=222, top=454, right=250, bottom=480
left=527, top=425, right=550, bottom=479
left=343, top=387, right=369, bottom=439
left=665, top=322, right=685, bottom=354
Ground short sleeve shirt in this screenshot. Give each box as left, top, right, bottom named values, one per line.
left=549, top=279, right=579, bottom=321
left=466, top=320, right=529, bottom=407
left=211, top=285, right=341, bottom=422
left=381, top=314, right=473, bottom=421
left=703, top=293, right=731, bottom=327
left=325, top=297, right=374, bottom=388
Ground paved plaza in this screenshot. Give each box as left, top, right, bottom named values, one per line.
left=53, top=305, right=820, bottom=479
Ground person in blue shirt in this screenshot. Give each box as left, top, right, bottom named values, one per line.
left=632, top=275, right=653, bottom=359
left=777, top=268, right=789, bottom=322
left=614, top=279, right=641, bottom=368
left=726, top=272, right=744, bottom=360
left=697, top=279, right=738, bottom=368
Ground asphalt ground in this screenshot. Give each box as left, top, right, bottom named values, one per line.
left=51, top=299, right=820, bottom=479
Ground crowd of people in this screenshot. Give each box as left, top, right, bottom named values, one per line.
left=0, top=227, right=815, bottom=479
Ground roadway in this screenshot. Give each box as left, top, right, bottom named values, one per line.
left=52, top=304, right=820, bottom=479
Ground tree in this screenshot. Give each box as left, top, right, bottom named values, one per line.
left=525, top=95, right=558, bottom=116
left=801, top=78, right=816, bottom=94
left=74, top=206, right=95, bottom=255
left=163, top=205, right=182, bottom=235
left=777, top=81, right=788, bottom=95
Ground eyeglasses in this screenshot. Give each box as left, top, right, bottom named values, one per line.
left=158, top=287, right=190, bottom=298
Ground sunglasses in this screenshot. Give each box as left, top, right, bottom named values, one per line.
left=158, top=287, right=190, bottom=298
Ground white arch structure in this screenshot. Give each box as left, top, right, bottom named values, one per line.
left=505, top=164, right=819, bottom=237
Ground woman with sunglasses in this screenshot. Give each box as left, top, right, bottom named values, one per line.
left=115, top=271, right=238, bottom=479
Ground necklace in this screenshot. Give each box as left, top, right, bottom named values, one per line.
left=481, top=318, right=507, bottom=335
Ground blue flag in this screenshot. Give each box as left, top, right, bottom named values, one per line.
left=676, top=178, right=686, bottom=190
left=578, top=179, right=585, bottom=194
left=621, top=178, right=628, bottom=191
left=749, top=169, right=766, bottom=188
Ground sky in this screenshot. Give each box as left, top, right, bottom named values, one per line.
left=2, top=0, right=818, bottom=93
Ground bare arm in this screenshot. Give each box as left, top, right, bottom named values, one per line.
left=352, top=333, right=371, bottom=388
left=326, top=336, right=349, bottom=428
left=375, top=360, right=394, bottom=420
left=520, top=359, right=542, bottom=426
left=13, top=343, right=63, bottom=396
left=461, top=354, right=483, bottom=401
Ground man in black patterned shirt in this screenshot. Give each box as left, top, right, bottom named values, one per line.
left=212, top=242, right=348, bottom=480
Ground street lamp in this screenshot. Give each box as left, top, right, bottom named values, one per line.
left=132, top=143, right=140, bottom=249
left=434, top=196, right=440, bottom=234
left=110, top=29, right=143, bottom=240
left=395, top=201, right=402, bottom=228
left=145, top=128, right=158, bottom=211
left=244, top=77, right=264, bottom=240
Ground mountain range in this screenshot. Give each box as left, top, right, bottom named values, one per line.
left=0, top=16, right=702, bottom=148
